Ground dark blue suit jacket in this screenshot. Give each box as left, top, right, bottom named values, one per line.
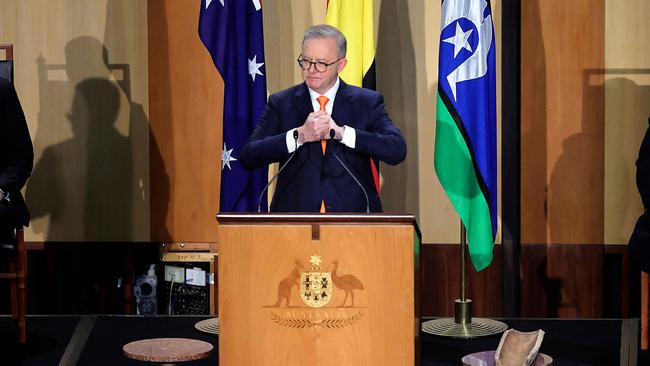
left=240, top=80, right=406, bottom=212
left=0, top=78, right=33, bottom=227
left=629, top=116, right=650, bottom=272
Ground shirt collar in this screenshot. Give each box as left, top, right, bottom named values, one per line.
left=308, top=77, right=340, bottom=106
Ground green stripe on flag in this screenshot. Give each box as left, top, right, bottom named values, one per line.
left=434, top=93, right=493, bottom=271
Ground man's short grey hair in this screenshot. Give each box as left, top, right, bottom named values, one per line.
left=302, top=24, right=347, bottom=58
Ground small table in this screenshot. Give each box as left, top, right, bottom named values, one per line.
left=123, top=338, right=213, bottom=365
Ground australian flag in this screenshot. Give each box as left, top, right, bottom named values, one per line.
left=199, top=0, right=268, bottom=212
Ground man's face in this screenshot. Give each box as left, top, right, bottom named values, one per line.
left=301, top=37, right=347, bottom=94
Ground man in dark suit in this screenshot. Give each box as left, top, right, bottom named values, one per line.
left=630, top=116, right=650, bottom=273
left=0, top=78, right=33, bottom=254
left=241, top=24, right=406, bottom=213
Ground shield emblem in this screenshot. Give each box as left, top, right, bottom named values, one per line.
left=300, top=272, right=332, bottom=308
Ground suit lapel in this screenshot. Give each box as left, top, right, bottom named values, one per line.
left=331, top=80, right=353, bottom=128
left=293, top=83, right=322, bottom=158
left=293, top=83, right=313, bottom=129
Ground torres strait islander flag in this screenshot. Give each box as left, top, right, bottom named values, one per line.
left=198, top=0, right=268, bottom=212
left=435, top=0, right=497, bottom=271
left=325, top=0, right=380, bottom=194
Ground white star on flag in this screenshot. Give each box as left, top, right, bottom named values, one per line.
left=205, top=0, right=223, bottom=9
left=248, top=55, right=264, bottom=81
left=443, top=22, right=473, bottom=58
left=221, top=142, right=237, bottom=170
left=252, top=0, right=261, bottom=11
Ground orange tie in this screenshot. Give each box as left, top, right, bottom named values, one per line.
left=316, top=96, right=329, bottom=155
left=316, top=95, right=329, bottom=213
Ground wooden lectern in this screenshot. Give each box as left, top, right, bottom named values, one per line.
left=217, top=213, right=421, bottom=365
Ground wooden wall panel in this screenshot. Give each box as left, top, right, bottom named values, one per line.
left=604, top=0, right=650, bottom=244
left=519, top=0, right=620, bottom=319
left=521, top=0, right=605, bottom=245
left=520, top=245, right=603, bottom=318
left=421, top=244, right=614, bottom=318
left=0, top=0, right=149, bottom=242
left=148, top=0, right=221, bottom=242
left=421, top=245, right=503, bottom=317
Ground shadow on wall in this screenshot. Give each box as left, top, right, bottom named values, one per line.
left=548, top=69, right=607, bottom=246
left=27, top=37, right=129, bottom=241
left=25, top=36, right=167, bottom=242
left=376, top=0, right=418, bottom=214
left=544, top=71, right=650, bottom=318
left=19, top=3, right=164, bottom=314
left=600, top=74, right=650, bottom=243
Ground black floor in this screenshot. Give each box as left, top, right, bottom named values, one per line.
left=0, top=315, right=645, bottom=365
left=421, top=318, right=631, bottom=366
left=1, top=316, right=80, bottom=365
left=1, top=315, right=218, bottom=366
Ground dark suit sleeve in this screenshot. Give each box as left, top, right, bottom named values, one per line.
left=240, top=94, right=292, bottom=170
left=0, top=81, right=33, bottom=192
left=353, top=93, right=406, bottom=166
left=637, top=118, right=650, bottom=210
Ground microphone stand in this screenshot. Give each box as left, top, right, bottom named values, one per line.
left=256, top=130, right=299, bottom=212
left=329, top=129, right=370, bottom=213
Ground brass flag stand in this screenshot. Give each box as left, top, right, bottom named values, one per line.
left=195, top=317, right=220, bottom=335
left=421, top=222, right=507, bottom=338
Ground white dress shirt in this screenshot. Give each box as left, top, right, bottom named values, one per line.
left=286, top=77, right=356, bottom=153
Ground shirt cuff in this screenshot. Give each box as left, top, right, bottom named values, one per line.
left=286, top=128, right=302, bottom=153
left=340, top=126, right=356, bottom=149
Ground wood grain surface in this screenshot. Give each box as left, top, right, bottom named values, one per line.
left=218, top=222, right=418, bottom=365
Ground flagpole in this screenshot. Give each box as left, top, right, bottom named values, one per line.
left=455, top=223, right=471, bottom=324
left=460, top=224, right=466, bottom=302
left=421, top=219, right=507, bottom=338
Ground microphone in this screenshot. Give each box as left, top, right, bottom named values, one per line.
left=329, top=129, right=370, bottom=213
left=257, top=130, right=299, bottom=212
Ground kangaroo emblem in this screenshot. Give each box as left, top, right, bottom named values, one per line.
left=270, top=260, right=304, bottom=307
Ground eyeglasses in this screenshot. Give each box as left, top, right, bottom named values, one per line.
left=297, top=57, right=342, bottom=73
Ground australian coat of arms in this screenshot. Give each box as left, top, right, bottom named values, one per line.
left=265, top=255, right=365, bottom=329
left=300, top=255, right=332, bottom=308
